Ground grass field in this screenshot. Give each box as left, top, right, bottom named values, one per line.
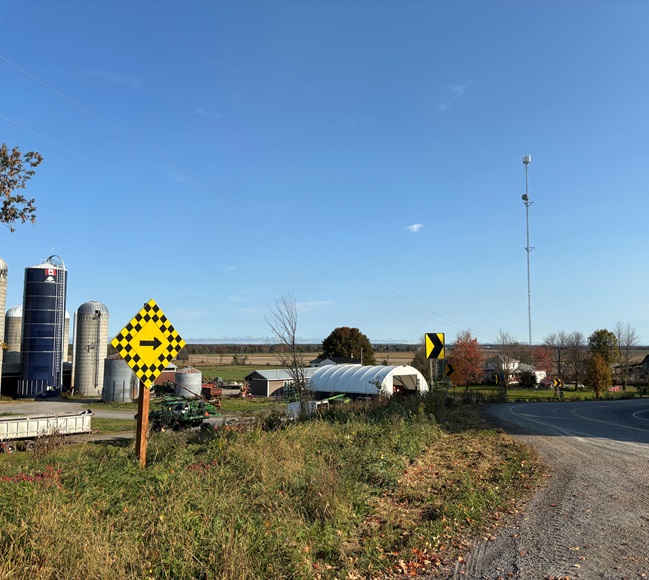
left=92, top=417, right=136, bottom=433
left=188, top=352, right=418, bottom=370
left=0, top=396, right=542, bottom=579
left=446, top=384, right=645, bottom=402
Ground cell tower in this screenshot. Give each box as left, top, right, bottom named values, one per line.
left=522, top=155, right=533, bottom=361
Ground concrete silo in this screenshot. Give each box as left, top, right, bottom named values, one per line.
left=0, top=258, right=7, bottom=394
left=72, top=301, right=109, bottom=397
left=4, top=305, right=22, bottom=365
left=18, top=255, right=68, bottom=397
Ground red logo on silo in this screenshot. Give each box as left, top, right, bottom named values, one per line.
left=45, top=268, right=56, bottom=276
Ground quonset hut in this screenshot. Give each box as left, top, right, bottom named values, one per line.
left=18, top=256, right=68, bottom=397
left=308, top=364, right=428, bottom=397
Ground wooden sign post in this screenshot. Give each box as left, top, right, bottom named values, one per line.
left=135, top=381, right=150, bottom=467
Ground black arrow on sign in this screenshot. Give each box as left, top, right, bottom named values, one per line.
left=425, top=333, right=445, bottom=359
left=140, top=337, right=162, bottom=349
left=445, top=363, right=455, bottom=377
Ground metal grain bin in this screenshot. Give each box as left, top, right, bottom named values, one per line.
left=174, top=366, right=202, bottom=398
left=102, top=354, right=139, bottom=403
left=18, top=256, right=68, bottom=397
left=72, top=301, right=109, bottom=397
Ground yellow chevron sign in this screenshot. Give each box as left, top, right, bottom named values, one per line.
left=425, top=333, right=445, bottom=359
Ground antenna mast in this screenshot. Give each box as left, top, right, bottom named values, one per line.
left=522, top=155, right=533, bottom=362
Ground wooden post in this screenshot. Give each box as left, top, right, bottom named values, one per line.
left=135, top=380, right=150, bottom=467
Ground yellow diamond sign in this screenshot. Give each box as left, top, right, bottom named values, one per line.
left=110, top=299, right=186, bottom=388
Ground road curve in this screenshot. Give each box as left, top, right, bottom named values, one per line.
left=452, top=399, right=649, bottom=579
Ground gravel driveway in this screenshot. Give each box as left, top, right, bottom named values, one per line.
left=447, top=400, right=649, bottom=579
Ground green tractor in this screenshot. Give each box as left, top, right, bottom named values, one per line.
left=149, top=397, right=220, bottom=431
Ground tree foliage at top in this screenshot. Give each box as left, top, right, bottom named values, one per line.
left=588, top=329, right=618, bottom=366
left=448, top=330, right=484, bottom=390
left=320, top=326, right=375, bottom=365
left=1, top=144, right=43, bottom=232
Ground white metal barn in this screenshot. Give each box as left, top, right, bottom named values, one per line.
left=309, top=364, right=428, bottom=397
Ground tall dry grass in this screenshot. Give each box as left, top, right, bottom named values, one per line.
left=0, top=396, right=540, bottom=579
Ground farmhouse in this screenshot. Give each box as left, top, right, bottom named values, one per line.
left=484, top=355, right=547, bottom=385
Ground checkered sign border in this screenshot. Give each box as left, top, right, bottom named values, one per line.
left=110, top=299, right=186, bottom=387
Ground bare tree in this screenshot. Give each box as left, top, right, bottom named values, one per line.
left=544, top=330, right=569, bottom=381
left=494, top=330, right=519, bottom=392
left=614, top=321, right=639, bottom=390
left=565, top=331, right=586, bottom=390
left=265, top=294, right=310, bottom=410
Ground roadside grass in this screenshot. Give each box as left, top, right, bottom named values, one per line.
left=91, top=417, right=135, bottom=433
left=0, top=395, right=541, bottom=579
left=448, top=385, right=643, bottom=403
left=88, top=399, right=139, bottom=411
left=219, top=397, right=286, bottom=414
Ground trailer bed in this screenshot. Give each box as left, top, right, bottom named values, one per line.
left=0, top=409, right=93, bottom=445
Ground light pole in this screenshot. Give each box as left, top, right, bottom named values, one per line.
left=522, top=155, right=533, bottom=363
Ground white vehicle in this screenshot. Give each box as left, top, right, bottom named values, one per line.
left=0, top=409, right=93, bottom=453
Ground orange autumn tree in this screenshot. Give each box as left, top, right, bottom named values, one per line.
left=448, top=330, right=484, bottom=391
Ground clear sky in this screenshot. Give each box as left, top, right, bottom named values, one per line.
left=2, top=1, right=649, bottom=346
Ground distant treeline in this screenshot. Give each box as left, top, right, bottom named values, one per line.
left=182, top=343, right=418, bottom=355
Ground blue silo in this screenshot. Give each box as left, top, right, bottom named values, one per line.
left=17, top=256, right=68, bottom=397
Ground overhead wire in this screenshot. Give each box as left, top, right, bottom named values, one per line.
left=527, top=169, right=603, bottom=331
left=1, top=56, right=482, bottom=337
left=2, top=53, right=544, bottom=344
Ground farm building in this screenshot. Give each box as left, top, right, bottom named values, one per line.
left=244, top=368, right=319, bottom=397
left=309, top=357, right=361, bottom=367
left=308, top=364, right=428, bottom=397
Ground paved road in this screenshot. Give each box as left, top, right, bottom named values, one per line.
left=451, top=399, right=649, bottom=579
left=485, top=398, right=649, bottom=444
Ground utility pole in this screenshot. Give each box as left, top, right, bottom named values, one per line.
left=522, top=155, right=533, bottom=362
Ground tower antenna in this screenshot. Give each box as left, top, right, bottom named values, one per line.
left=522, top=155, right=533, bottom=362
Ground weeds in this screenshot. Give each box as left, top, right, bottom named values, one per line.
left=0, top=397, right=541, bottom=579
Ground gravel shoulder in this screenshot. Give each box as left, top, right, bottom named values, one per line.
left=447, top=402, right=649, bottom=579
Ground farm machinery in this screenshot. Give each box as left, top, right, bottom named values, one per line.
left=148, top=397, right=221, bottom=431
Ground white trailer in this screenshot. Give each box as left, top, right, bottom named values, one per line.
left=0, top=409, right=93, bottom=453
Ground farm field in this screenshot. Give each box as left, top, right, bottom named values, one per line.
left=187, top=351, right=418, bottom=368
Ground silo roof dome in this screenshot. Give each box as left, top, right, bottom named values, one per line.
left=6, top=305, right=22, bottom=317
left=76, top=301, right=109, bottom=316
left=29, top=255, right=66, bottom=270
left=0, top=257, right=7, bottom=273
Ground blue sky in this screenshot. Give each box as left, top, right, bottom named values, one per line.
left=2, top=1, right=649, bottom=346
